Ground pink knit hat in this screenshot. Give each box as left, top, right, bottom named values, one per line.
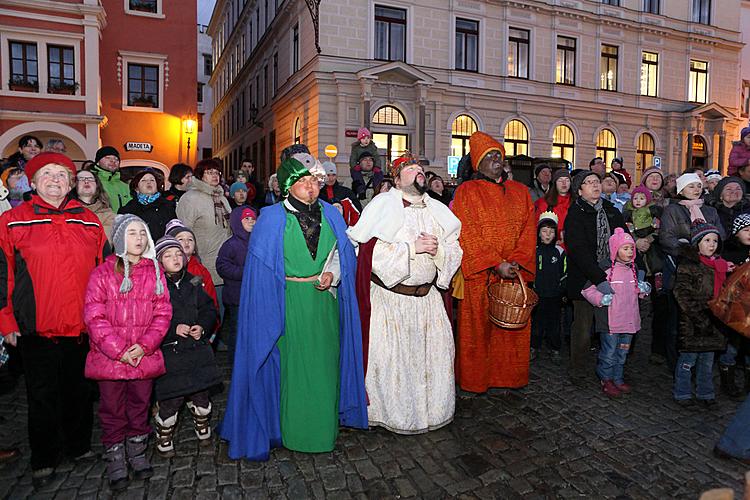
left=608, top=227, right=635, bottom=263
left=630, top=185, right=652, bottom=204
left=357, top=127, right=371, bottom=141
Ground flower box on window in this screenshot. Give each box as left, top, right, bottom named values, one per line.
left=130, top=95, right=157, bottom=107
left=9, top=77, right=39, bottom=92
left=48, top=81, right=79, bottom=95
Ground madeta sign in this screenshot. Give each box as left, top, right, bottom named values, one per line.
left=124, top=142, right=154, bottom=153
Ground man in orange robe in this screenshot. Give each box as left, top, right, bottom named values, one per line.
left=452, top=131, right=537, bottom=392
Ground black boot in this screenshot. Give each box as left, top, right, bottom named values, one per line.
left=720, top=365, right=742, bottom=399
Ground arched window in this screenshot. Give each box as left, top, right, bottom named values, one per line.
left=372, top=105, right=408, bottom=164
left=551, top=125, right=575, bottom=165
left=636, top=133, right=655, bottom=180
left=450, top=114, right=478, bottom=157
left=293, top=117, right=301, bottom=144
left=504, top=119, right=529, bottom=157
left=692, top=135, right=708, bottom=170
left=596, top=129, right=617, bottom=170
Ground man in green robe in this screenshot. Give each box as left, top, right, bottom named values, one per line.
left=220, top=152, right=367, bottom=460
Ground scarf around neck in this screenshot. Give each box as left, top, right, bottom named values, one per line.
left=679, top=198, right=705, bottom=223
left=137, top=192, right=161, bottom=205
left=588, top=198, right=611, bottom=262
left=699, top=254, right=729, bottom=299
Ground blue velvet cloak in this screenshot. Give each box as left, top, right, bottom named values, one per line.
left=219, top=200, right=368, bottom=460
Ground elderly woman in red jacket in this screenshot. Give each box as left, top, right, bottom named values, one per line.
left=0, top=153, right=106, bottom=488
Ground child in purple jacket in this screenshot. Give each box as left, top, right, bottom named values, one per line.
left=582, top=228, right=650, bottom=398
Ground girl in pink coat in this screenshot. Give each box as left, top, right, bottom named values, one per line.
left=84, top=214, right=171, bottom=491
left=582, top=228, right=650, bottom=398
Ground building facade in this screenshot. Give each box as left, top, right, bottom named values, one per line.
left=198, top=23, right=215, bottom=161
left=209, top=0, right=743, bottom=184
left=0, top=0, right=197, bottom=170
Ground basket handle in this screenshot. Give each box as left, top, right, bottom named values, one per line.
left=487, top=263, right=533, bottom=284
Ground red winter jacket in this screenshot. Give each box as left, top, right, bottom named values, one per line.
left=0, top=196, right=106, bottom=338
left=84, top=255, right=172, bottom=380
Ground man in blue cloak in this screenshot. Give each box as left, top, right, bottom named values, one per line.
left=220, top=151, right=368, bottom=460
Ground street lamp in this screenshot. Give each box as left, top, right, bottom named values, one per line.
left=184, top=117, right=196, bottom=164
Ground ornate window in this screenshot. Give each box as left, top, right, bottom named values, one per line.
left=451, top=115, right=477, bottom=157
left=551, top=125, right=575, bottom=165
left=503, top=120, right=529, bottom=157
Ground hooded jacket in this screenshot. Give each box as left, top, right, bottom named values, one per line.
left=91, top=165, right=132, bottom=213
left=563, top=196, right=626, bottom=300
left=154, top=270, right=221, bottom=401
left=176, top=178, right=232, bottom=285
left=216, top=207, right=251, bottom=306
left=729, top=141, right=750, bottom=176
left=581, top=228, right=642, bottom=334
left=673, top=247, right=728, bottom=352
left=83, top=254, right=172, bottom=380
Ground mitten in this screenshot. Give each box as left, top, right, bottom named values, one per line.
left=638, top=281, right=651, bottom=294
left=601, top=294, right=614, bottom=306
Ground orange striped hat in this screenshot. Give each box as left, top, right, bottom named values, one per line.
left=469, top=131, right=505, bottom=171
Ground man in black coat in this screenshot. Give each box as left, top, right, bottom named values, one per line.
left=564, top=171, right=626, bottom=381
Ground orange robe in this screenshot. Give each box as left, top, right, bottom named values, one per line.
left=452, top=179, right=537, bottom=391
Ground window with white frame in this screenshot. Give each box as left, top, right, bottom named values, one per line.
left=9, top=41, right=38, bottom=91
left=508, top=28, right=529, bottom=79
left=119, top=51, right=166, bottom=112
left=688, top=59, right=708, bottom=103
left=3, top=32, right=82, bottom=96
left=455, top=18, right=479, bottom=72
left=125, top=0, right=163, bottom=17
left=556, top=36, right=576, bottom=85
left=640, top=51, right=658, bottom=97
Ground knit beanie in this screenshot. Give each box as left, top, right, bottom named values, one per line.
left=732, top=213, right=750, bottom=235
left=640, top=167, right=664, bottom=190
left=690, top=219, right=721, bottom=246
left=608, top=227, right=635, bottom=263
left=110, top=214, right=163, bottom=295
left=610, top=171, right=627, bottom=187
left=322, top=161, right=337, bottom=175
left=229, top=181, right=248, bottom=197
left=572, top=171, right=600, bottom=197
left=715, top=176, right=746, bottom=201
left=534, top=164, right=552, bottom=178
left=705, top=170, right=722, bottom=183
left=154, top=235, right=187, bottom=267
left=630, top=185, right=652, bottom=204
left=165, top=218, right=195, bottom=239
left=95, top=146, right=120, bottom=164
left=357, top=127, right=371, bottom=141
left=742, top=127, right=750, bottom=141
left=676, top=172, right=702, bottom=195
left=552, top=168, right=571, bottom=183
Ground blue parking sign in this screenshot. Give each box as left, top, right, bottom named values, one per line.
left=447, top=156, right=460, bottom=177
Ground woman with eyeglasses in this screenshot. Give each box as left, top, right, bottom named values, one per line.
left=176, top=159, right=232, bottom=295
left=75, top=162, right=115, bottom=240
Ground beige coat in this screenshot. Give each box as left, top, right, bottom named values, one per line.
left=83, top=198, right=116, bottom=241
left=176, top=178, right=231, bottom=285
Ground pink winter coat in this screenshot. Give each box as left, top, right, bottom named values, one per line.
left=581, top=262, right=642, bottom=334
left=84, top=255, right=172, bottom=381
left=729, top=142, right=750, bottom=176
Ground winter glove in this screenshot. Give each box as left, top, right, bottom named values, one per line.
left=596, top=281, right=615, bottom=295
left=638, top=281, right=652, bottom=294
left=601, top=294, right=614, bottom=306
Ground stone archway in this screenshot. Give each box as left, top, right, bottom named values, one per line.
left=0, top=122, right=93, bottom=165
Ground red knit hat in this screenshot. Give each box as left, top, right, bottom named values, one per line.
left=25, top=152, right=76, bottom=181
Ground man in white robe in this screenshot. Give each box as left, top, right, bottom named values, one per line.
left=347, top=157, right=462, bottom=434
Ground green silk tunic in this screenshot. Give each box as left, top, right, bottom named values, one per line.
left=277, top=212, right=340, bottom=452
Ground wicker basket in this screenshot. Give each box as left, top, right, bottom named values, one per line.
left=487, top=273, right=538, bottom=329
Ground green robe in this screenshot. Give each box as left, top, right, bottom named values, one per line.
left=277, top=212, right=340, bottom=452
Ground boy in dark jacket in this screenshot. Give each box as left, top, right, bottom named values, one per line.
left=153, top=236, right=221, bottom=457
left=531, top=211, right=566, bottom=362
left=673, top=221, right=732, bottom=407
left=216, top=207, right=256, bottom=365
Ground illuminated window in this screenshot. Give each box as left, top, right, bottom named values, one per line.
left=293, top=117, right=301, bottom=144
left=640, top=51, right=658, bottom=97
left=596, top=129, right=617, bottom=169
left=600, top=45, right=618, bottom=91
left=556, top=36, right=576, bottom=85
left=503, top=120, right=529, bottom=156
left=373, top=105, right=406, bottom=126
left=551, top=125, right=575, bottom=165
left=451, top=115, right=477, bottom=157
left=689, top=59, right=708, bottom=103
left=372, top=106, right=407, bottom=164
left=636, top=133, right=655, bottom=176
left=508, top=28, right=529, bottom=79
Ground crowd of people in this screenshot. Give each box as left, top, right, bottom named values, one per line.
left=2, top=125, right=750, bottom=491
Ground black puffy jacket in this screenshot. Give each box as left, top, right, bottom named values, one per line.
left=118, top=194, right=177, bottom=241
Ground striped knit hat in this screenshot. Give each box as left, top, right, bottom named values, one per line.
left=690, top=219, right=721, bottom=247
left=154, top=235, right=187, bottom=269
left=111, top=214, right=163, bottom=295
left=733, top=213, right=750, bottom=236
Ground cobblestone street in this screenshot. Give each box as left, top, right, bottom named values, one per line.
left=1, top=338, right=748, bottom=499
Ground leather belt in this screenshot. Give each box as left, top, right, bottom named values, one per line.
left=371, top=273, right=435, bottom=297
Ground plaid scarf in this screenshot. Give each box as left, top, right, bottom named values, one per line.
left=212, top=191, right=230, bottom=228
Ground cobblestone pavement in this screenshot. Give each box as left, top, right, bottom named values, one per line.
left=1, top=337, right=749, bottom=499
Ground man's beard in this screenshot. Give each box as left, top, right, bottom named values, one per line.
left=403, top=177, right=428, bottom=195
